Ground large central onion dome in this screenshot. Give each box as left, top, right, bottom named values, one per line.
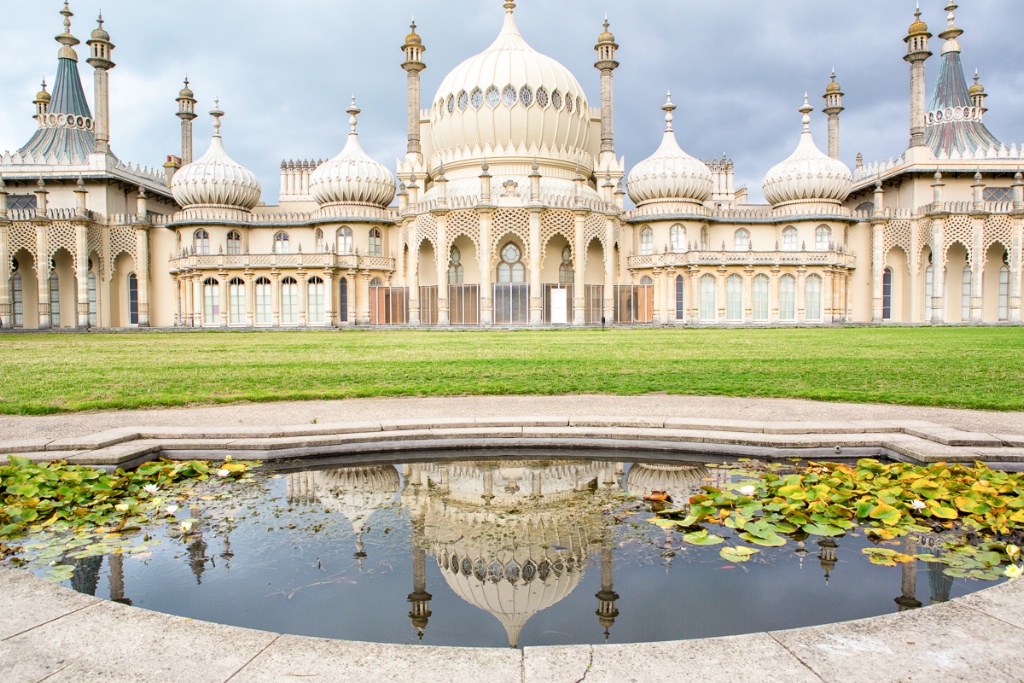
left=309, top=98, right=396, bottom=209
left=171, top=103, right=261, bottom=212
left=429, top=2, right=590, bottom=167
left=626, top=93, right=713, bottom=208
left=762, top=96, right=852, bottom=207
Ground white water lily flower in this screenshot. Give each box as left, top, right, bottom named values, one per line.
left=1005, top=564, right=1023, bottom=580
left=180, top=521, right=193, bottom=533
left=1007, top=544, right=1021, bottom=561
left=142, top=484, right=159, bottom=495
left=216, top=469, right=231, bottom=479
left=114, top=503, right=130, bottom=512
left=910, top=500, right=927, bottom=510
left=739, top=485, right=756, bottom=497
left=165, top=505, right=179, bottom=515
left=224, top=455, right=232, bottom=463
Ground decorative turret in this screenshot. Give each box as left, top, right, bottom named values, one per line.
left=594, top=16, right=620, bottom=159
left=969, top=70, right=987, bottom=118
left=401, top=19, right=426, bottom=160
left=762, top=95, right=852, bottom=208
left=55, top=1, right=80, bottom=61
left=904, top=2, right=932, bottom=149
left=34, top=80, right=51, bottom=117
left=822, top=70, right=844, bottom=160
left=86, top=12, right=115, bottom=155
left=176, top=77, right=198, bottom=166
left=938, top=1, right=963, bottom=56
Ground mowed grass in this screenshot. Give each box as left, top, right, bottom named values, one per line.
left=0, top=327, right=1022, bottom=415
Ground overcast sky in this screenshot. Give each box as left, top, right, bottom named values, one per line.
left=1, top=1, right=1022, bottom=204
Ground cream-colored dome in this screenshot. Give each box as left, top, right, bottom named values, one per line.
left=309, top=99, right=396, bottom=209
left=430, top=5, right=590, bottom=169
left=627, top=94, right=712, bottom=207
left=762, top=97, right=852, bottom=207
left=171, top=105, right=261, bottom=211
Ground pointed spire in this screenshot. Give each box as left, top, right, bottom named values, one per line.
left=662, top=91, right=676, bottom=132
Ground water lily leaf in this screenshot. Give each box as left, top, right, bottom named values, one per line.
left=739, top=531, right=787, bottom=547
left=683, top=530, right=725, bottom=546
left=930, top=505, right=958, bottom=520
left=869, top=502, right=902, bottom=526
left=720, top=546, right=760, bottom=563
left=802, top=523, right=846, bottom=537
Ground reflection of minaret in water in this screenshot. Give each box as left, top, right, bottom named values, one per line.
left=70, top=555, right=103, bottom=596
left=918, top=535, right=953, bottom=604
left=108, top=553, right=131, bottom=605
left=408, top=517, right=432, bottom=640
left=817, top=538, right=838, bottom=585
left=188, top=504, right=208, bottom=584
left=894, top=536, right=922, bottom=611
left=595, top=532, right=619, bottom=643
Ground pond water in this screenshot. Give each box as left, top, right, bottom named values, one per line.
left=10, top=453, right=1005, bottom=648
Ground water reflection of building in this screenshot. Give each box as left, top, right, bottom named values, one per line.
left=624, top=462, right=731, bottom=504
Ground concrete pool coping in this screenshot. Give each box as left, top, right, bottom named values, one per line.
left=3, top=403, right=1024, bottom=680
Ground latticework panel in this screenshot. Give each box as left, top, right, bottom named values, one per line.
left=7, top=222, right=37, bottom=272
left=882, top=220, right=911, bottom=269
left=47, top=222, right=77, bottom=271
left=445, top=210, right=481, bottom=261
left=941, top=215, right=974, bottom=265
left=982, top=215, right=1013, bottom=264
left=540, top=210, right=575, bottom=268
left=87, top=226, right=105, bottom=280
left=413, top=214, right=438, bottom=252
left=916, top=218, right=933, bottom=271
left=108, top=226, right=138, bottom=280
left=492, top=209, right=530, bottom=263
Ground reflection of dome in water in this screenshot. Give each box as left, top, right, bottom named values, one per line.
left=411, top=460, right=608, bottom=647
left=625, top=462, right=731, bottom=503
left=287, top=465, right=400, bottom=535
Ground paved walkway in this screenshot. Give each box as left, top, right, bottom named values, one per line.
left=3, top=394, right=1023, bottom=442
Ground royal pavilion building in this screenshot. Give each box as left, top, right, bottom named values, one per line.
left=0, top=1, right=1021, bottom=330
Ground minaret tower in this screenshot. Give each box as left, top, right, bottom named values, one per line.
left=176, top=78, right=198, bottom=166
left=969, top=70, right=987, bottom=121
left=594, top=17, right=620, bottom=162
left=903, top=3, right=932, bottom=149
left=822, top=70, right=844, bottom=160
left=401, top=19, right=426, bottom=163
left=86, top=11, right=116, bottom=156
left=33, top=80, right=51, bottom=118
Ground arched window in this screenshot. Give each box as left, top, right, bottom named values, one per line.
left=734, top=229, right=750, bottom=251
left=961, top=267, right=972, bottom=321
left=675, top=275, right=685, bottom=320
left=726, top=274, right=743, bottom=320
left=640, top=275, right=654, bottom=286
left=815, top=226, right=831, bottom=251
left=339, top=277, right=349, bottom=322
left=782, top=227, right=798, bottom=252
left=368, top=228, right=382, bottom=257
left=11, top=272, right=22, bottom=328
left=274, top=231, right=290, bottom=254
left=670, top=225, right=686, bottom=253
left=228, top=277, right=245, bottom=325
left=128, top=273, right=139, bottom=326
left=48, top=272, right=60, bottom=327
left=497, top=243, right=525, bottom=283
left=307, top=276, right=325, bottom=324
left=700, top=226, right=708, bottom=250
left=314, top=228, right=324, bottom=247
left=882, top=268, right=893, bottom=320
left=193, top=229, right=210, bottom=255
left=448, top=247, right=464, bottom=285
left=640, top=226, right=653, bottom=256
left=558, top=246, right=574, bottom=284
left=281, top=276, right=298, bottom=324
left=699, top=274, right=716, bottom=322
left=255, top=277, right=272, bottom=325
left=856, top=201, right=874, bottom=213
left=753, top=274, right=769, bottom=322
left=337, top=227, right=353, bottom=255
left=202, top=277, right=219, bottom=326
left=369, top=277, right=384, bottom=288
left=925, top=265, right=934, bottom=319
left=87, top=271, right=97, bottom=327
left=779, top=274, right=796, bottom=321
left=999, top=266, right=1009, bottom=321
left=226, top=230, right=242, bottom=256
left=806, top=274, right=823, bottom=321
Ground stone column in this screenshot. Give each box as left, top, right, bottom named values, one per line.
left=970, top=216, right=986, bottom=323
left=715, top=269, right=726, bottom=324
left=909, top=220, right=921, bottom=322
left=871, top=221, right=884, bottom=323
left=796, top=267, right=807, bottom=324
left=435, top=212, right=449, bottom=326
left=823, top=269, right=834, bottom=323
left=651, top=268, right=663, bottom=324
left=1010, top=216, right=1022, bottom=323
left=743, top=268, right=754, bottom=324
left=667, top=268, right=677, bottom=324
left=529, top=208, right=542, bottom=325
left=573, top=212, right=586, bottom=325
left=479, top=208, right=493, bottom=326
left=219, top=274, right=228, bottom=327
left=192, top=274, right=203, bottom=327
left=75, top=223, right=89, bottom=327
left=408, top=246, right=420, bottom=326
left=271, top=271, right=281, bottom=327
left=604, top=219, right=616, bottom=323
left=245, top=272, right=255, bottom=327
left=135, top=226, right=150, bottom=327
left=0, top=219, right=9, bottom=328
left=931, top=217, right=946, bottom=324
left=36, top=220, right=50, bottom=329
left=324, top=272, right=334, bottom=327
left=297, top=270, right=308, bottom=326
left=770, top=268, right=780, bottom=324
left=690, top=269, right=701, bottom=325
left=346, top=269, right=357, bottom=324
left=357, top=270, right=371, bottom=325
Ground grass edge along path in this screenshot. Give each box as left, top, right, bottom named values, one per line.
left=0, top=327, right=1022, bottom=415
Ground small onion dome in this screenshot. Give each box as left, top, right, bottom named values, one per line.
left=90, top=14, right=110, bottom=42
left=309, top=97, right=397, bottom=209
left=908, top=4, right=929, bottom=37
left=171, top=102, right=261, bottom=211
left=405, top=20, right=422, bottom=46
left=825, top=73, right=842, bottom=95
left=597, top=18, right=615, bottom=44
left=626, top=93, right=712, bottom=206
left=35, top=81, right=51, bottom=104
left=762, top=95, right=852, bottom=207
left=179, top=77, right=195, bottom=100
left=969, top=70, right=985, bottom=96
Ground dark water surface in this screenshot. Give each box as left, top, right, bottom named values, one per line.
left=19, top=453, right=1001, bottom=648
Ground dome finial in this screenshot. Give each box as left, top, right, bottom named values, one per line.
left=939, top=1, right=963, bottom=53
left=662, top=91, right=676, bottom=132
left=799, top=93, right=813, bottom=131
left=210, top=98, right=223, bottom=137
left=503, top=1, right=516, bottom=13
left=347, top=96, right=361, bottom=135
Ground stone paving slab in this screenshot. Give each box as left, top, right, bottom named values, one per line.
left=45, top=426, right=142, bottom=451
left=230, top=634, right=522, bottom=683
left=0, top=568, right=98, bottom=640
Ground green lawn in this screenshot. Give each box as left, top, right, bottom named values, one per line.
left=0, top=327, right=1022, bottom=415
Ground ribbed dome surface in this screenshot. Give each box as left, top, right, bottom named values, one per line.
left=309, top=102, right=396, bottom=209
left=430, top=6, right=590, bottom=165
left=172, top=111, right=261, bottom=211
left=627, top=97, right=712, bottom=206
left=762, top=101, right=852, bottom=207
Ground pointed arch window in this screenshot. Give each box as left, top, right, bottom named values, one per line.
left=815, top=225, right=831, bottom=251
left=558, top=246, right=574, bottom=284
left=882, top=268, right=893, bottom=320
left=226, top=230, right=242, bottom=255
left=806, top=274, right=823, bottom=321
left=448, top=247, right=464, bottom=285
left=699, top=274, right=716, bottom=322
left=734, top=229, right=750, bottom=251
left=640, top=226, right=653, bottom=256
left=128, top=273, right=139, bottom=326
left=307, top=276, right=325, bottom=325
left=726, top=274, right=743, bottom=321
left=49, top=272, right=60, bottom=327
left=999, top=266, right=1009, bottom=321
left=779, top=274, right=796, bottom=321
left=255, top=277, right=272, bottom=325
left=339, top=277, right=349, bottom=322
left=675, top=275, right=685, bottom=320
left=497, top=243, right=525, bottom=283
left=337, top=227, right=353, bottom=255
left=782, top=227, right=798, bottom=252
left=753, top=274, right=769, bottom=321
left=486, top=86, right=501, bottom=109
left=281, top=276, right=298, bottom=325
left=193, top=229, right=210, bottom=255
left=228, top=277, right=245, bottom=325
left=670, top=224, right=686, bottom=253
left=274, top=231, right=290, bottom=254
left=502, top=85, right=517, bottom=107
left=368, top=228, right=382, bottom=257
left=202, top=277, right=219, bottom=326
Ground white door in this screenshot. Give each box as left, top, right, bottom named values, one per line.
left=550, top=287, right=568, bottom=325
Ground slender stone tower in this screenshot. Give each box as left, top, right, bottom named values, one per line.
left=594, top=17, right=620, bottom=162
left=401, top=20, right=426, bottom=163
left=176, top=78, right=198, bottom=166
left=903, top=3, right=932, bottom=149
left=822, top=70, right=844, bottom=160
left=86, top=11, right=115, bottom=155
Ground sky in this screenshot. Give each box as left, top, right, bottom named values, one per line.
left=0, top=0, right=1022, bottom=205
